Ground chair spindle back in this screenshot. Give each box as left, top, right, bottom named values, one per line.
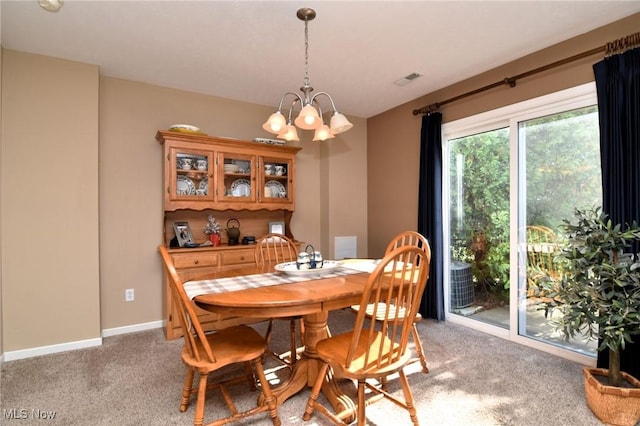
left=254, top=233, right=298, bottom=269
left=385, top=230, right=430, bottom=255
left=348, top=245, right=431, bottom=371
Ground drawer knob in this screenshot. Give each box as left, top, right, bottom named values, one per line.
left=240, top=256, right=245, bottom=260
left=194, top=259, right=199, bottom=265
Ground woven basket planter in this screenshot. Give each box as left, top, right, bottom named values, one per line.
left=583, top=367, right=640, bottom=426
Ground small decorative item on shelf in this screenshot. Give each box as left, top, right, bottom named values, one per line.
left=242, top=236, right=256, bottom=245
left=226, top=218, right=241, bottom=245
left=254, top=137, right=285, bottom=146
left=168, top=124, right=206, bottom=135
left=297, top=245, right=323, bottom=270
left=203, top=215, right=221, bottom=246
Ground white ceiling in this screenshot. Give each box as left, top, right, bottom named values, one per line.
left=2, top=1, right=640, bottom=118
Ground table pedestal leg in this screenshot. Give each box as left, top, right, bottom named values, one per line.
left=263, top=358, right=309, bottom=405
left=261, top=311, right=356, bottom=422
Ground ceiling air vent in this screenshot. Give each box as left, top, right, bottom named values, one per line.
left=393, top=72, right=423, bottom=87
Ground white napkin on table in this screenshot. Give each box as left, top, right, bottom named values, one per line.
left=339, top=258, right=380, bottom=273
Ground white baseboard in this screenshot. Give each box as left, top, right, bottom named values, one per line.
left=1, top=320, right=164, bottom=362
left=3, top=337, right=103, bottom=362
left=101, top=320, right=164, bottom=337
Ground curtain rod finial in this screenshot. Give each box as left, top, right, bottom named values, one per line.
left=412, top=103, right=440, bottom=115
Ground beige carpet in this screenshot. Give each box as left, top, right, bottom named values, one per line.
left=1, top=308, right=605, bottom=425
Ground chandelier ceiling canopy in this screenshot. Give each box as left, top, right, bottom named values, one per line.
left=262, top=8, right=353, bottom=142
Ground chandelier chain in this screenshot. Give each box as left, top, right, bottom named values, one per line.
left=303, top=17, right=310, bottom=87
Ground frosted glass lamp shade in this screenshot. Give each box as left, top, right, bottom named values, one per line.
left=39, top=0, right=63, bottom=12
left=262, top=111, right=287, bottom=134
left=294, top=104, right=322, bottom=130
left=312, top=124, right=335, bottom=141
left=329, top=112, right=353, bottom=134
left=278, top=124, right=300, bottom=142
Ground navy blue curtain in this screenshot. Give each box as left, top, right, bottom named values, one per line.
left=594, top=46, right=640, bottom=379
left=418, top=112, right=445, bottom=320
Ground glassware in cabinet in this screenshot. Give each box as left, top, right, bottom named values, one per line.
left=217, top=152, right=256, bottom=202
left=261, top=157, right=292, bottom=202
left=169, top=147, right=214, bottom=202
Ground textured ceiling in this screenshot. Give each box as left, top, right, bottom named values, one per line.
left=2, top=1, right=639, bottom=118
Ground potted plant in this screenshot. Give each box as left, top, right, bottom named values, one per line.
left=204, top=215, right=221, bottom=246
left=543, top=206, right=640, bottom=425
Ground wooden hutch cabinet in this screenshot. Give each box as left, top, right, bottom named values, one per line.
left=156, top=130, right=302, bottom=339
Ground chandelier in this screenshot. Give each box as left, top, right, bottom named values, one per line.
left=262, top=8, right=353, bottom=142
left=39, top=0, right=64, bottom=12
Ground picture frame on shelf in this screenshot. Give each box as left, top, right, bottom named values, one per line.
left=173, top=221, right=194, bottom=247
left=269, top=221, right=285, bottom=235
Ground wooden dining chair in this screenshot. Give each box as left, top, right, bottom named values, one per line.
left=351, top=230, right=431, bottom=374
left=525, top=226, right=560, bottom=292
left=525, top=225, right=561, bottom=317
left=303, top=245, right=431, bottom=426
left=254, top=233, right=303, bottom=366
left=158, top=245, right=281, bottom=426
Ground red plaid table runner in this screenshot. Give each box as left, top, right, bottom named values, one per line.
left=184, top=259, right=379, bottom=300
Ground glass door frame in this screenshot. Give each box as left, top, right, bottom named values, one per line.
left=441, top=82, right=598, bottom=366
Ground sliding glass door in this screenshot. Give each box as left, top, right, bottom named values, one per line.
left=517, top=105, right=600, bottom=355
left=443, top=84, right=599, bottom=361
left=448, top=128, right=510, bottom=329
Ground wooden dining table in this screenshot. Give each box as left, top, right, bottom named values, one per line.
left=187, top=260, right=378, bottom=418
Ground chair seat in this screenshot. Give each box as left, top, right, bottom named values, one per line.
left=316, top=331, right=411, bottom=381
left=182, top=325, right=266, bottom=371
left=351, top=303, right=422, bottom=323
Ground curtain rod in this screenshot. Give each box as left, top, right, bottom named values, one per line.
left=412, top=31, right=640, bottom=116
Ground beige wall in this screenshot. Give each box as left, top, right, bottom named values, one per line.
left=1, top=50, right=100, bottom=351
left=98, top=78, right=367, bottom=330
left=321, top=114, right=368, bottom=257
left=367, top=13, right=640, bottom=258
left=0, top=65, right=366, bottom=349
left=0, top=44, right=4, bottom=358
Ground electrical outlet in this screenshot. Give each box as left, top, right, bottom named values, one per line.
left=125, top=288, right=135, bottom=302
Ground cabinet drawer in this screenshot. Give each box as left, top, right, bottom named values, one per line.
left=172, top=252, right=219, bottom=269
left=221, top=249, right=255, bottom=266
